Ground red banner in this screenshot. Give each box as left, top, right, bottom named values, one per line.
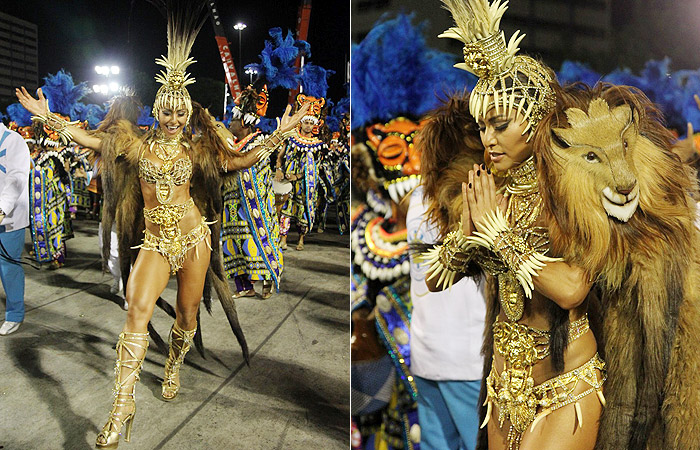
left=288, top=0, right=313, bottom=104
left=215, top=36, right=242, bottom=98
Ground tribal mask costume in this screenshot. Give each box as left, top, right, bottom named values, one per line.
left=231, top=85, right=269, bottom=126
left=351, top=13, right=477, bottom=450
left=221, top=85, right=283, bottom=292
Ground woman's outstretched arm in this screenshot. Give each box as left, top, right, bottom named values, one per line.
left=15, top=86, right=103, bottom=151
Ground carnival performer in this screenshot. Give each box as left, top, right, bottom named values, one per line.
left=276, top=93, right=327, bottom=251
left=222, top=85, right=284, bottom=299
left=316, top=127, right=340, bottom=234
left=8, top=70, right=101, bottom=269
left=15, top=1, right=309, bottom=447
left=423, top=1, right=604, bottom=449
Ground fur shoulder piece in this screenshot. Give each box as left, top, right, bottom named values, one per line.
left=98, top=119, right=144, bottom=164
left=534, top=82, right=700, bottom=450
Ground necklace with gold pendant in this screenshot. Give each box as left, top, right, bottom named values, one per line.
left=497, top=157, right=542, bottom=322
left=150, top=134, right=183, bottom=204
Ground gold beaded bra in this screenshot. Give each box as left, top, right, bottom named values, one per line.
left=134, top=134, right=210, bottom=274
left=138, top=136, right=193, bottom=204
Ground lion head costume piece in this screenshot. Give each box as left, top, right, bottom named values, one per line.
left=536, top=83, right=700, bottom=450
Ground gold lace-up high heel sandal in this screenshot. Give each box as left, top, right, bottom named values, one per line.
left=161, top=322, right=196, bottom=401
left=96, top=331, right=149, bottom=449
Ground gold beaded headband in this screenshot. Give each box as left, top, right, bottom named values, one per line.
left=439, top=0, right=556, bottom=141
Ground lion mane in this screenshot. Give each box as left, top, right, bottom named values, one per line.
left=534, top=83, right=700, bottom=449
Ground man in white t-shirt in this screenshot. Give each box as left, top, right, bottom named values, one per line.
left=407, top=184, right=486, bottom=450
left=0, top=122, right=31, bottom=335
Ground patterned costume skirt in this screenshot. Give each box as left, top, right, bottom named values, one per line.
left=221, top=164, right=283, bottom=288
left=281, top=149, right=317, bottom=230
left=29, top=160, right=68, bottom=263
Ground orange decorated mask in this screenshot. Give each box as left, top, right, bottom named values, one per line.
left=365, top=117, right=426, bottom=203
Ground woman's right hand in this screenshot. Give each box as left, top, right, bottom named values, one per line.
left=15, top=87, right=48, bottom=116
left=274, top=169, right=284, bottom=182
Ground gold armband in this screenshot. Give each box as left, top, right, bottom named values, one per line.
left=422, top=223, right=477, bottom=290
left=32, top=103, right=79, bottom=145
left=466, top=208, right=561, bottom=298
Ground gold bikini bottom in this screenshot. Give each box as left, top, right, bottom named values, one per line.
left=484, top=316, right=607, bottom=450
left=136, top=198, right=214, bottom=273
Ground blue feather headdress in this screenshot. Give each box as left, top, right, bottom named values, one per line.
left=350, top=13, right=477, bottom=129
left=40, top=70, right=91, bottom=117
left=299, top=62, right=334, bottom=99
left=558, top=57, right=700, bottom=135
left=245, top=27, right=310, bottom=91
left=138, top=106, right=156, bottom=128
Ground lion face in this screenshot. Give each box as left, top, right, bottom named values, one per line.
left=551, top=99, right=640, bottom=222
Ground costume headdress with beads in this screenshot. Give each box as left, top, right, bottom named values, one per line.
left=440, top=0, right=556, bottom=140
left=148, top=0, right=207, bottom=124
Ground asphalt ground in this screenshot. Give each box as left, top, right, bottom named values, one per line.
left=0, top=217, right=350, bottom=450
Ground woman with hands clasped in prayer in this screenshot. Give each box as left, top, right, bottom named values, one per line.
left=423, top=2, right=606, bottom=449
left=14, top=8, right=308, bottom=446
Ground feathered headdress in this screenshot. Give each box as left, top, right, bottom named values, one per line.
left=147, top=0, right=208, bottom=123
left=245, top=27, right=310, bottom=91
left=351, top=13, right=476, bottom=129
left=440, top=0, right=556, bottom=140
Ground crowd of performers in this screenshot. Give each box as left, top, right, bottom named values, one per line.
left=352, top=3, right=700, bottom=450
left=3, top=1, right=348, bottom=448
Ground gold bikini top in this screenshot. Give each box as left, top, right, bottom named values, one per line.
left=138, top=137, right=193, bottom=204
left=138, top=157, right=192, bottom=185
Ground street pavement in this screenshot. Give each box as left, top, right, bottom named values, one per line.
left=0, top=218, right=350, bottom=450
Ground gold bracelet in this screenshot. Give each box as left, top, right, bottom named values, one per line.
left=422, top=222, right=476, bottom=290
left=466, top=209, right=562, bottom=298
left=32, top=103, right=79, bottom=145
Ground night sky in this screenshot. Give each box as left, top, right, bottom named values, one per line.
left=4, top=0, right=349, bottom=116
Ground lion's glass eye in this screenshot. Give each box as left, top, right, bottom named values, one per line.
left=584, top=151, right=600, bottom=163
left=623, top=139, right=628, bottom=149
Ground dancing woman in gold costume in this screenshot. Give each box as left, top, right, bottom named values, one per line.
left=423, top=1, right=605, bottom=449
left=15, top=2, right=308, bottom=448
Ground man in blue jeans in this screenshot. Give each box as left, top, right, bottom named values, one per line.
left=0, top=121, right=30, bottom=335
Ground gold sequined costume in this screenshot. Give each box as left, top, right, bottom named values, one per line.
left=422, top=2, right=607, bottom=449
left=135, top=135, right=213, bottom=273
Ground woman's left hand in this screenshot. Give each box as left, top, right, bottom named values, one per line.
left=467, top=163, right=505, bottom=233
left=277, top=103, right=311, bottom=134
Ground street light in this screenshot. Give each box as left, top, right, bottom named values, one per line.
left=94, top=64, right=121, bottom=94
left=244, top=67, right=258, bottom=84
left=233, top=22, right=247, bottom=76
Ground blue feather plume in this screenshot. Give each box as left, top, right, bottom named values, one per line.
left=351, top=13, right=477, bottom=128
left=300, top=63, right=334, bottom=98
left=40, top=70, right=90, bottom=117
left=137, top=106, right=155, bottom=127
left=6, top=103, right=33, bottom=127
left=246, top=27, right=309, bottom=91
left=256, top=116, right=278, bottom=134
left=559, top=58, right=700, bottom=134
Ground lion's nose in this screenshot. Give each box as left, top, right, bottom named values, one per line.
left=616, top=182, right=636, bottom=196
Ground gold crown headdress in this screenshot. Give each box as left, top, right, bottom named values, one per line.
left=440, top=0, right=555, bottom=141
left=148, top=0, right=207, bottom=125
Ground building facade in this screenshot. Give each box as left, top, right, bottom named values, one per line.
left=0, top=11, right=38, bottom=112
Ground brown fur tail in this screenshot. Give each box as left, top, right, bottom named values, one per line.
left=208, top=265, right=250, bottom=364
